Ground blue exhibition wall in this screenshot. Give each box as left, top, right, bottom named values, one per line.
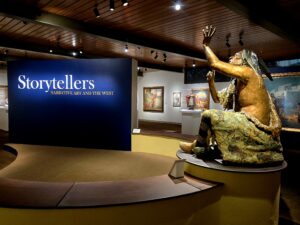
left=8, top=59, right=132, bottom=150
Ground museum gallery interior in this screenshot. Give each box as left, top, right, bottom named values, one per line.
left=0, top=0, right=299, bottom=225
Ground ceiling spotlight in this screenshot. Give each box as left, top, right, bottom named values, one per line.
left=110, top=0, right=115, bottom=11
left=225, top=33, right=231, bottom=48
left=3, top=49, right=8, bottom=55
left=239, top=30, right=244, bottom=46
left=192, top=60, right=196, bottom=67
left=174, top=1, right=182, bottom=11
left=227, top=49, right=232, bottom=60
left=239, top=39, right=244, bottom=46
left=72, top=51, right=77, bottom=57
left=93, top=5, right=100, bottom=18
left=121, top=0, right=128, bottom=6
left=72, top=38, right=76, bottom=47
left=49, top=49, right=53, bottom=53
left=79, top=50, right=83, bottom=54
left=124, top=44, right=128, bottom=53
left=163, top=53, right=167, bottom=62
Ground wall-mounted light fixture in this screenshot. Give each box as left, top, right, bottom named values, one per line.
left=124, top=43, right=128, bottom=53
left=192, top=60, right=196, bottom=67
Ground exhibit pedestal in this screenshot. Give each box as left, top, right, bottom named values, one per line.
left=177, top=150, right=287, bottom=225
left=180, top=109, right=202, bottom=135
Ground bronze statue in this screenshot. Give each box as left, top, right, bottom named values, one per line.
left=180, top=26, right=283, bottom=165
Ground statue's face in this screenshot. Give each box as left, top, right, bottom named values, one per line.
left=229, top=52, right=243, bottom=65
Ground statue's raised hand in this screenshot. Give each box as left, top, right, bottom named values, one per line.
left=206, top=70, right=215, bottom=82
left=203, top=25, right=216, bottom=45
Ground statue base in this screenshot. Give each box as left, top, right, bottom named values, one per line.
left=177, top=150, right=287, bottom=225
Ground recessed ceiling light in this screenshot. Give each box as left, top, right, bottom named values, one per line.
left=174, top=1, right=182, bottom=11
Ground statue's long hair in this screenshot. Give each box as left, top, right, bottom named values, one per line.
left=241, top=49, right=273, bottom=81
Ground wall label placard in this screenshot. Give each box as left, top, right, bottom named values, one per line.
left=8, top=59, right=132, bottom=150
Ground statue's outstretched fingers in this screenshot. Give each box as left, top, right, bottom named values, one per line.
left=211, top=27, right=216, bottom=36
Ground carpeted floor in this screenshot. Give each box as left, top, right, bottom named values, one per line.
left=0, top=144, right=175, bottom=182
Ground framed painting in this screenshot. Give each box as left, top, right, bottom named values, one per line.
left=191, top=88, right=210, bottom=110
left=264, top=74, right=300, bottom=131
left=143, top=86, right=164, bottom=112
left=173, top=92, right=181, bottom=107
left=0, top=85, right=8, bottom=107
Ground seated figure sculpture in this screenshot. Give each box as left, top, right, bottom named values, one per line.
left=180, top=26, right=284, bottom=165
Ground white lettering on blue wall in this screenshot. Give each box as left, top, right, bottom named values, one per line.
left=18, top=75, right=95, bottom=92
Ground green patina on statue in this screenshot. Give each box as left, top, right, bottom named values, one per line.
left=180, top=26, right=284, bottom=165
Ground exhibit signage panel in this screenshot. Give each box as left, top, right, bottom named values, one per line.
left=8, top=59, right=132, bottom=150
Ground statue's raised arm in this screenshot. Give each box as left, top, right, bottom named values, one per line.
left=202, top=26, right=253, bottom=82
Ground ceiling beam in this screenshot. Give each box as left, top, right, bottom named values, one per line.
left=0, top=36, right=74, bottom=58
left=216, top=0, right=300, bottom=43
left=0, top=36, right=186, bottom=72
left=137, top=62, right=183, bottom=73
left=0, top=1, right=207, bottom=62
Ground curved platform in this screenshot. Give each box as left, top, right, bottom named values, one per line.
left=0, top=144, right=220, bottom=209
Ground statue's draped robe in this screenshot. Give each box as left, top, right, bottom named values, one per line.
left=204, top=80, right=283, bottom=164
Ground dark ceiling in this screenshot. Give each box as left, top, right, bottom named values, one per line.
left=0, top=0, right=299, bottom=71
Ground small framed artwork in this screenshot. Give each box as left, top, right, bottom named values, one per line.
left=143, top=86, right=164, bottom=112
left=173, top=92, right=181, bottom=107
left=0, top=86, right=8, bottom=107
left=191, top=88, right=210, bottom=110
